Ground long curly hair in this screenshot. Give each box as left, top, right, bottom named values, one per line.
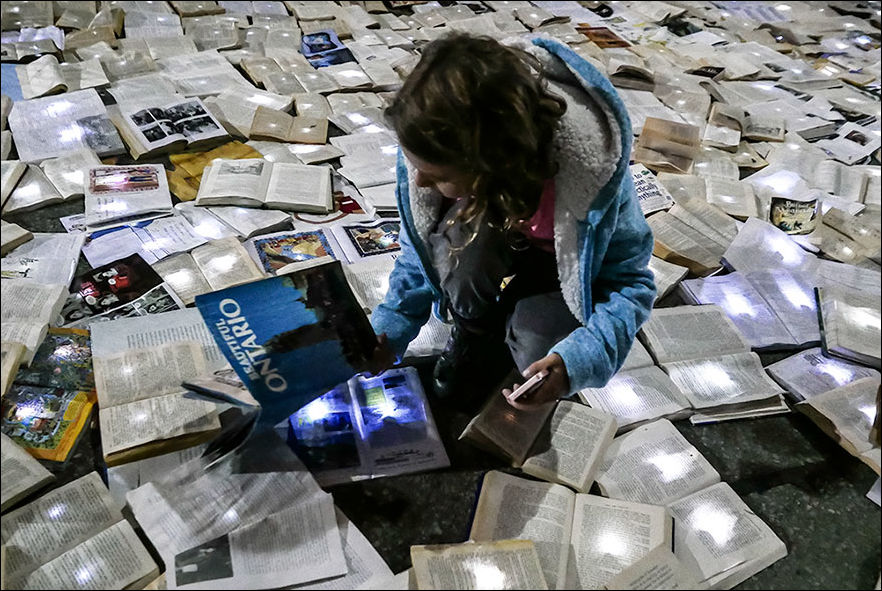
left=385, top=33, right=567, bottom=233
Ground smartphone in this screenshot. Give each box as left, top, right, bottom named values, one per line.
left=505, top=370, right=549, bottom=402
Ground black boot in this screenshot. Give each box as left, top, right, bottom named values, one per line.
left=432, top=313, right=513, bottom=405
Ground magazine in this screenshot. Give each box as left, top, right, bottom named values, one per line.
left=246, top=230, right=336, bottom=274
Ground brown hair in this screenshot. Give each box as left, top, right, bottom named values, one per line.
left=385, top=33, right=567, bottom=231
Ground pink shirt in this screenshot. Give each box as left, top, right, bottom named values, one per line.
left=521, top=178, right=555, bottom=253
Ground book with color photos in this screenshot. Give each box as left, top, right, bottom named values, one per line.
left=195, top=259, right=378, bottom=426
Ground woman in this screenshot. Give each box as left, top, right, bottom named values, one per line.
left=370, top=33, right=656, bottom=409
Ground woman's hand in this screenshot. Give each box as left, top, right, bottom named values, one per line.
left=502, top=353, right=570, bottom=411
left=365, top=333, right=396, bottom=376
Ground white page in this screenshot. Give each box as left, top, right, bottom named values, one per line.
left=595, top=419, right=720, bottom=507
left=83, top=164, right=174, bottom=229
left=765, top=347, right=881, bottom=402
left=0, top=432, right=54, bottom=511
left=197, top=159, right=271, bottom=203
left=38, top=147, right=102, bottom=199
left=106, top=445, right=208, bottom=508
left=0, top=254, right=78, bottom=287
left=578, top=366, right=691, bottom=432
left=191, top=236, right=265, bottom=291
left=799, top=377, right=882, bottom=456
left=567, top=495, right=670, bottom=590
left=604, top=545, right=704, bottom=590
left=820, top=287, right=882, bottom=367
left=722, top=217, right=819, bottom=277
left=639, top=306, right=751, bottom=364
left=0, top=281, right=66, bottom=323
left=647, top=256, right=688, bottom=301
left=265, top=162, right=332, bottom=212
left=133, top=215, right=209, bottom=259
left=412, top=539, right=549, bottom=590
left=8, top=232, right=86, bottom=259
left=90, top=308, right=228, bottom=372
left=469, top=470, right=574, bottom=590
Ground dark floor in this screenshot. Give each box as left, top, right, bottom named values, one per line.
left=6, top=203, right=882, bottom=590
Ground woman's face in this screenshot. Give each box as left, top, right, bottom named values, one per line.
left=403, top=148, right=474, bottom=200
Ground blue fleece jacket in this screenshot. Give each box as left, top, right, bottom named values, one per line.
left=370, top=37, right=656, bottom=393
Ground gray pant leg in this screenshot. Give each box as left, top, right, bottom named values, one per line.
left=426, top=202, right=513, bottom=321
left=505, top=291, right=581, bottom=372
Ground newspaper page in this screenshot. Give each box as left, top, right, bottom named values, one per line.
left=99, top=390, right=220, bottom=456
left=0, top=472, right=122, bottom=588
left=577, top=366, right=692, bottom=432
left=668, top=482, right=786, bottom=589
left=90, top=308, right=229, bottom=372
left=287, top=507, right=394, bottom=590
left=469, top=470, right=575, bottom=590
left=662, top=352, right=787, bottom=411
left=631, top=164, right=675, bottom=215
left=639, top=306, right=751, bottom=364
left=595, top=419, right=720, bottom=506
left=0, top=433, right=54, bottom=511
left=411, top=539, right=549, bottom=590
left=604, top=545, right=705, bottom=590
left=93, top=341, right=207, bottom=407
left=7, top=88, right=125, bottom=162
left=766, top=348, right=881, bottom=402
left=521, top=401, right=617, bottom=492
left=566, top=495, right=671, bottom=590
left=107, top=445, right=208, bottom=508
left=18, top=520, right=159, bottom=591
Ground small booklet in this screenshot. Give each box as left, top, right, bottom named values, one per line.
left=195, top=259, right=378, bottom=426
left=282, top=366, right=450, bottom=486
left=83, top=164, right=175, bottom=230
left=1, top=472, right=160, bottom=590
left=246, top=229, right=336, bottom=274
left=0, top=432, right=55, bottom=511
left=815, top=286, right=881, bottom=370
left=0, top=219, right=32, bottom=256
left=195, top=158, right=333, bottom=214
left=411, top=538, right=548, bottom=590
left=469, top=470, right=672, bottom=590
left=112, top=96, right=229, bottom=159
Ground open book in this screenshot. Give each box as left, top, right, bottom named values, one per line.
left=469, top=470, right=672, bottom=590
left=411, top=538, right=548, bottom=590
left=633, top=117, right=701, bottom=174
left=815, top=286, right=881, bottom=370
left=1, top=471, right=159, bottom=589
left=0, top=280, right=67, bottom=365
left=796, top=376, right=882, bottom=474
left=460, top=396, right=617, bottom=493
left=709, top=102, right=786, bottom=142
left=766, top=347, right=881, bottom=403
left=152, top=236, right=266, bottom=305
left=0, top=432, right=54, bottom=511
left=83, top=164, right=175, bottom=230
left=647, top=256, right=688, bottom=301
left=250, top=105, right=328, bottom=144
left=678, top=270, right=820, bottom=350
left=0, top=220, right=32, bottom=256
left=280, top=366, right=449, bottom=486
left=195, top=158, right=333, bottom=214
left=639, top=306, right=789, bottom=423
left=0, top=342, right=25, bottom=397
left=92, top=339, right=222, bottom=466
left=15, top=54, right=108, bottom=99
left=111, top=97, right=229, bottom=159
left=595, top=419, right=788, bottom=587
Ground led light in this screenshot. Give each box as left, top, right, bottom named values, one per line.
left=648, top=451, right=690, bottom=482
left=597, top=532, right=629, bottom=557
left=470, top=561, right=507, bottom=589
left=304, top=398, right=331, bottom=422
left=47, top=503, right=66, bottom=519
left=815, top=361, right=853, bottom=386
left=689, top=504, right=737, bottom=546
left=722, top=292, right=756, bottom=317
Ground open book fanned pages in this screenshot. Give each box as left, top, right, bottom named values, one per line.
left=411, top=538, right=548, bottom=590
left=1, top=472, right=159, bottom=590
left=0, top=432, right=54, bottom=511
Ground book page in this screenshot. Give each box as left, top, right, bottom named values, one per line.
left=604, top=545, right=704, bottom=590
left=206, top=206, right=291, bottom=239
left=819, top=287, right=881, bottom=367
left=90, top=308, right=229, bottom=372
left=704, top=177, right=758, bottom=219
left=17, top=520, right=158, bottom=591
left=287, top=507, right=394, bottom=591
left=662, top=352, right=786, bottom=411
left=798, top=377, right=882, bottom=457
left=522, top=401, right=617, bottom=492
left=153, top=253, right=212, bottom=306
left=469, top=470, right=574, bottom=590
left=0, top=281, right=67, bottom=323
left=38, top=148, right=102, bottom=199
left=668, top=482, right=786, bottom=589
left=0, top=254, right=78, bottom=288
left=595, top=419, right=720, bottom=506
left=746, top=270, right=820, bottom=346
left=0, top=433, right=54, bottom=511
left=93, top=341, right=207, bottom=407
left=578, top=366, right=691, bottom=432
left=647, top=256, right=688, bottom=301
left=197, top=159, right=272, bottom=204
left=59, top=58, right=110, bottom=92
left=99, top=391, right=220, bottom=456
left=679, top=273, right=797, bottom=349
left=411, top=539, right=549, bottom=590
left=639, top=306, right=751, bottom=364
left=723, top=217, right=818, bottom=276
left=265, top=163, right=332, bottom=213
left=3, top=165, right=64, bottom=215
left=620, top=340, right=655, bottom=372
left=0, top=322, right=46, bottom=364
left=16, top=54, right=66, bottom=100
left=766, top=348, right=881, bottom=402
left=0, top=472, right=122, bottom=587
left=191, top=236, right=265, bottom=291
left=567, top=495, right=671, bottom=590
left=646, top=212, right=723, bottom=273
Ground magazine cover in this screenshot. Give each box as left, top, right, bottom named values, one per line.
left=195, top=260, right=377, bottom=426
left=327, top=219, right=401, bottom=263
left=61, top=253, right=183, bottom=327
left=249, top=230, right=336, bottom=274
left=14, top=328, right=94, bottom=391
left=1, top=385, right=95, bottom=462
left=300, top=29, right=356, bottom=68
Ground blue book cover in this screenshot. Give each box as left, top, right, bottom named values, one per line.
left=195, top=261, right=377, bottom=426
